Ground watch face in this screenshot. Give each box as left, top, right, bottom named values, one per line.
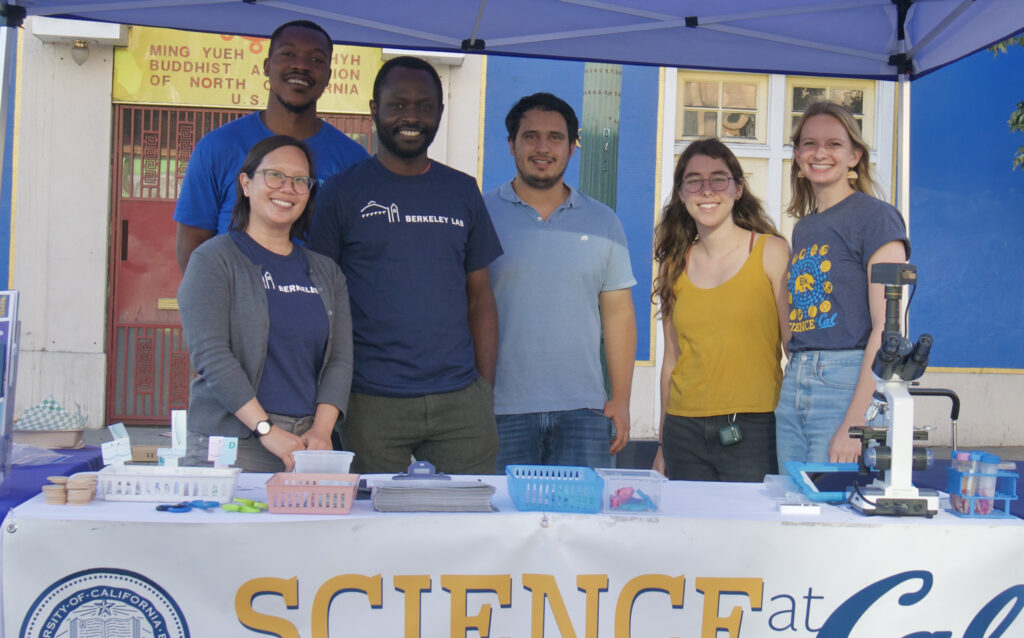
left=256, top=421, right=272, bottom=436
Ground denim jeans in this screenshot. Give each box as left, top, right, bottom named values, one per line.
left=495, top=409, right=614, bottom=472
left=775, top=349, right=872, bottom=467
left=661, top=412, right=777, bottom=482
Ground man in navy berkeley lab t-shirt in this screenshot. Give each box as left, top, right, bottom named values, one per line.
left=173, top=20, right=368, bottom=272
left=309, top=56, right=503, bottom=475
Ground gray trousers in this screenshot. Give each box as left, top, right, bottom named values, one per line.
left=183, top=413, right=314, bottom=473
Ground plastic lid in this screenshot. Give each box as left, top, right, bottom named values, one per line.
left=980, top=453, right=1001, bottom=465
left=969, top=451, right=984, bottom=460
left=954, top=451, right=970, bottom=460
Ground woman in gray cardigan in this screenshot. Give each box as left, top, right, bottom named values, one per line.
left=178, top=135, right=353, bottom=472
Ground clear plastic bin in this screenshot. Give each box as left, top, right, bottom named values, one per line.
left=596, top=468, right=667, bottom=513
left=292, top=450, right=354, bottom=474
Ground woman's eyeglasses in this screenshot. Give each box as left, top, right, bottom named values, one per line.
left=682, top=175, right=734, bottom=193
left=256, top=169, right=314, bottom=195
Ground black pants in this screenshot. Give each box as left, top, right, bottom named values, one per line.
left=662, top=412, right=778, bottom=482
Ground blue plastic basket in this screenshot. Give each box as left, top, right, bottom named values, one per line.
left=506, top=465, right=604, bottom=513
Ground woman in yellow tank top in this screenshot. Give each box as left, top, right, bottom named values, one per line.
left=652, top=139, right=791, bottom=481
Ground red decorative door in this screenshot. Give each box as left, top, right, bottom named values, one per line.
left=106, top=105, right=372, bottom=424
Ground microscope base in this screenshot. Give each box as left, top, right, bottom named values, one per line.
left=849, top=487, right=939, bottom=518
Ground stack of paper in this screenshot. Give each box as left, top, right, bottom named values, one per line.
left=371, top=478, right=496, bottom=512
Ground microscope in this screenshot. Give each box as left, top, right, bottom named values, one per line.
left=847, top=263, right=940, bottom=517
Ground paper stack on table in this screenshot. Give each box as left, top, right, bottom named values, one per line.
left=371, top=478, right=496, bottom=512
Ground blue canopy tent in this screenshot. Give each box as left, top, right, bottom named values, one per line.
left=4, top=0, right=1023, bottom=79
left=1, top=0, right=1023, bottom=215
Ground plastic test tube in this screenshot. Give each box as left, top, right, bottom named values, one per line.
left=974, top=453, right=1001, bottom=515
left=952, top=451, right=970, bottom=513
left=960, top=452, right=983, bottom=514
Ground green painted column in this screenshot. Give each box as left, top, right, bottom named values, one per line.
left=580, top=63, right=621, bottom=210
left=580, top=63, right=624, bottom=400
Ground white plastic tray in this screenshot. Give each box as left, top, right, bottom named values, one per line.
left=97, top=464, right=241, bottom=503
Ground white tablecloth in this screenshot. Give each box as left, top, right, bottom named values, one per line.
left=4, top=473, right=1023, bottom=637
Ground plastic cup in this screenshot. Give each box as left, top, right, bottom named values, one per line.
left=974, top=453, right=1000, bottom=515
left=961, top=451, right=983, bottom=514
left=292, top=450, right=354, bottom=474
left=951, top=451, right=970, bottom=513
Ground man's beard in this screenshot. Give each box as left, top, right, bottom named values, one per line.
left=375, top=115, right=438, bottom=159
left=516, top=158, right=567, bottom=190
left=275, top=92, right=316, bottom=115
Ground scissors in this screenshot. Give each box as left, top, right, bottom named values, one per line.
left=220, top=497, right=268, bottom=513
left=155, top=500, right=220, bottom=513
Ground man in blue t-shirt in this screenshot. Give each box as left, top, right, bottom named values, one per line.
left=173, top=20, right=368, bottom=272
left=309, top=56, right=502, bottom=475
left=484, top=93, right=637, bottom=471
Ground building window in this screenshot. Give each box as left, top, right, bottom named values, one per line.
left=785, top=77, right=876, bottom=147
left=676, top=72, right=768, bottom=143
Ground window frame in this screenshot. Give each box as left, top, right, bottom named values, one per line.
left=675, top=70, right=769, bottom=144
left=784, top=76, right=877, bottom=149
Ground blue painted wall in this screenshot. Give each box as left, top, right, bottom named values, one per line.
left=911, top=46, right=1024, bottom=369
left=482, top=57, right=659, bottom=361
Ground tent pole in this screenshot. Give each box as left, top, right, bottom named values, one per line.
left=0, top=29, right=11, bottom=201
left=891, top=0, right=911, bottom=230
left=896, top=73, right=910, bottom=233
left=1, top=4, right=25, bottom=211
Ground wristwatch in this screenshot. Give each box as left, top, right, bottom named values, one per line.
left=253, top=419, right=273, bottom=438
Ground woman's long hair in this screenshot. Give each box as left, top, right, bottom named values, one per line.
left=787, top=101, right=880, bottom=219
left=653, top=138, right=779, bottom=315
left=229, top=135, right=317, bottom=241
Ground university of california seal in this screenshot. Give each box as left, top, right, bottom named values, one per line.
left=20, top=567, right=189, bottom=638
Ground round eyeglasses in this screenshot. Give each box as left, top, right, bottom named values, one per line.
left=256, top=169, right=314, bottom=195
left=682, top=175, right=735, bottom=193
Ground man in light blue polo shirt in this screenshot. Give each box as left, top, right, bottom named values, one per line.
left=484, top=93, right=637, bottom=471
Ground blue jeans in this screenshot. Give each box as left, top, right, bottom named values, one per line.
left=775, top=349, right=872, bottom=467
left=495, top=409, right=614, bottom=472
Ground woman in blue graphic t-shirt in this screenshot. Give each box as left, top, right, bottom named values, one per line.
left=775, top=102, right=910, bottom=468
left=179, top=136, right=353, bottom=472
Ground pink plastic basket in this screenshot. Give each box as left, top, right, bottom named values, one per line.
left=265, top=473, right=359, bottom=514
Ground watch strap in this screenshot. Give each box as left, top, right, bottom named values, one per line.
left=254, top=419, right=273, bottom=438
